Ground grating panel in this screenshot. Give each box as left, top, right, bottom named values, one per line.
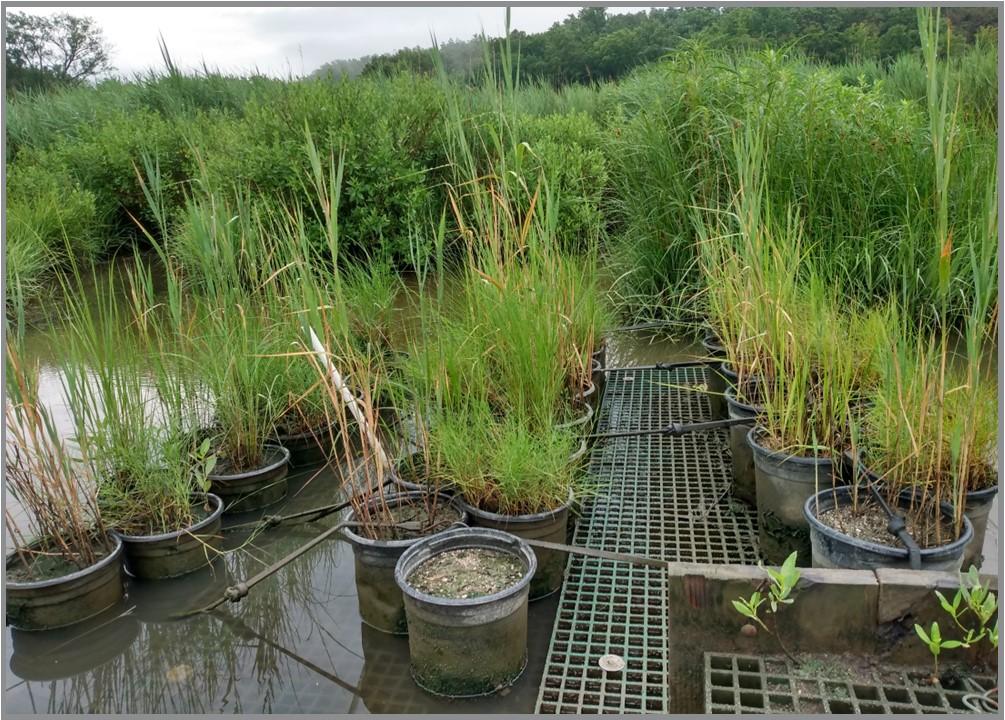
left=537, top=366, right=760, bottom=714
left=583, top=367, right=759, bottom=564
left=704, top=652, right=997, bottom=714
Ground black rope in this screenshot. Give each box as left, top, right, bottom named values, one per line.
left=179, top=519, right=427, bottom=619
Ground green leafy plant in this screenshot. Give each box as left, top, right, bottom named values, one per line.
left=914, top=623, right=964, bottom=682
left=915, top=565, right=999, bottom=682
left=732, top=551, right=801, bottom=662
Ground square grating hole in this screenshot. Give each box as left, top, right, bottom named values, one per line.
left=828, top=699, right=855, bottom=714
left=883, top=687, right=910, bottom=703
left=852, top=684, right=880, bottom=701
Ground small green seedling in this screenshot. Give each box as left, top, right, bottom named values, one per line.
left=190, top=438, right=218, bottom=501
left=732, top=551, right=800, bottom=662
left=915, top=565, right=999, bottom=683
left=914, top=622, right=964, bottom=679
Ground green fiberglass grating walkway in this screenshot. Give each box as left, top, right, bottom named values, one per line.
left=536, top=366, right=760, bottom=714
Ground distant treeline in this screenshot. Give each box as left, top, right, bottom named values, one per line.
left=313, top=6, right=998, bottom=84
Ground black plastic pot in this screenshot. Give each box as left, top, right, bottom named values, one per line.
left=962, top=485, right=998, bottom=570
left=568, top=438, right=589, bottom=465
left=5, top=535, right=125, bottom=631
left=343, top=491, right=466, bottom=635
left=113, top=493, right=224, bottom=580
left=724, top=385, right=761, bottom=505
left=208, top=444, right=290, bottom=513
left=705, top=364, right=729, bottom=420
left=275, top=420, right=342, bottom=469
left=804, top=486, right=974, bottom=571
left=566, top=441, right=588, bottom=543
left=701, top=331, right=726, bottom=358
left=591, top=357, right=605, bottom=402
left=748, top=426, right=841, bottom=565
left=556, top=401, right=594, bottom=433
left=9, top=604, right=140, bottom=680
left=592, top=341, right=607, bottom=371
left=579, top=378, right=598, bottom=416
left=720, top=360, right=739, bottom=388
left=457, top=492, right=571, bottom=600
left=395, top=527, right=536, bottom=697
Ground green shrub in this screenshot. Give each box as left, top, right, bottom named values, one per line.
left=46, top=107, right=190, bottom=231
left=192, top=76, right=446, bottom=262
left=510, top=113, right=608, bottom=251
left=4, top=161, right=105, bottom=305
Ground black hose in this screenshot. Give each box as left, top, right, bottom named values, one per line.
left=850, top=460, right=923, bottom=570
left=598, top=360, right=711, bottom=374
left=587, top=417, right=749, bottom=442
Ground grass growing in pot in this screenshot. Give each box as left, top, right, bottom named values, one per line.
left=852, top=316, right=996, bottom=547
left=429, top=401, right=577, bottom=516
left=184, top=293, right=283, bottom=474
left=4, top=341, right=113, bottom=578
left=843, top=8, right=999, bottom=549
left=341, top=255, right=401, bottom=353
left=56, top=265, right=210, bottom=536
left=697, top=126, right=800, bottom=393
left=756, top=277, right=879, bottom=458
left=4, top=338, right=128, bottom=630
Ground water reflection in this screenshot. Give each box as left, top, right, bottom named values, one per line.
left=4, top=460, right=562, bottom=713
left=3, top=329, right=670, bottom=713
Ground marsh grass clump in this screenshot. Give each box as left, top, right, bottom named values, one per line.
left=186, top=297, right=282, bottom=474
left=428, top=402, right=578, bottom=516
left=56, top=262, right=211, bottom=536
left=852, top=313, right=997, bottom=546
left=4, top=340, right=113, bottom=580
left=843, top=7, right=1000, bottom=547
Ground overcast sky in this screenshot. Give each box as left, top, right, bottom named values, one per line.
left=16, top=5, right=645, bottom=77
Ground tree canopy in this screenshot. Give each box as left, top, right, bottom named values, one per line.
left=334, top=6, right=997, bottom=85
left=5, top=11, right=113, bottom=93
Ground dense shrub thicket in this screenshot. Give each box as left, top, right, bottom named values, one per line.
left=5, top=37, right=998, bottom=323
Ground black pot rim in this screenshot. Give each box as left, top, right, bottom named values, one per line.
left=701, top=332, right=726, bottom=355
left=747, top=425, right=835, bottom=467
left=720, top=361, right=767, bottom=384
left=456, top=489, right=574, bottom=525
left=112, top=493, right=224, bottom=543
left=803, top=485, right=974, bottom=560
left=555, top=401, right=594, bottom=430
left=568, top=438, right=589, bottom=464
left=207, top=443, right=291, bottom=481
left=395, top=527, right=537, bottom=608
left=5, top=533, right=124, bottom=591
left=966, top=484, right=999, bottom=501
left=848, top=449, right=999, bottom=502
left=343, top=490, right=465, bottom=550
left=724, top=384, right=763, bottom=414
left=275, top=419, right=338, bottom=444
